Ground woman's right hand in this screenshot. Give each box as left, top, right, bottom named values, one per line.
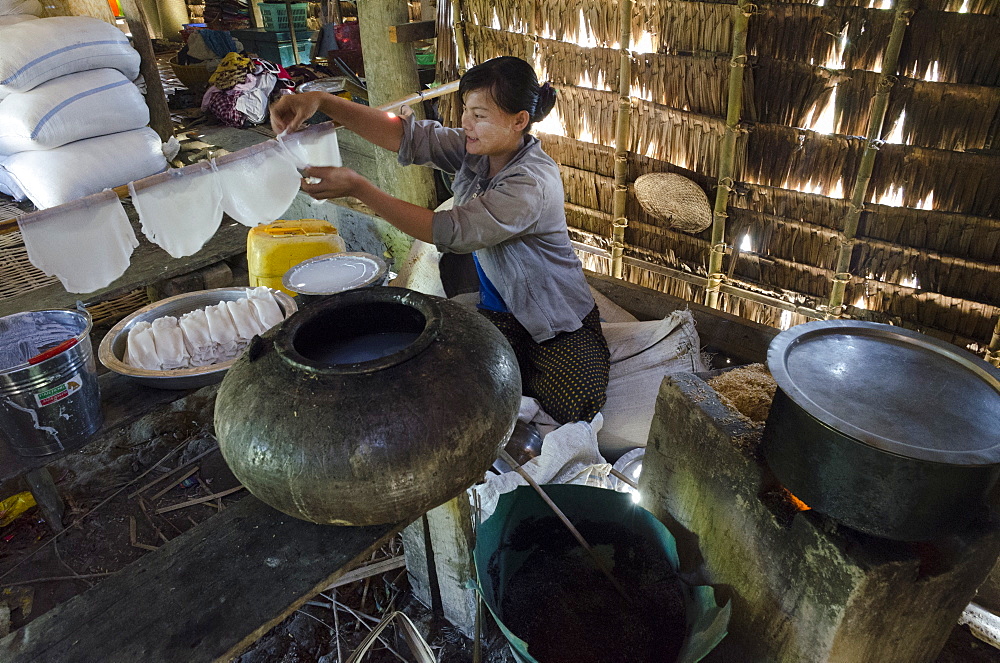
left=270, top=91, right=325, bottom=135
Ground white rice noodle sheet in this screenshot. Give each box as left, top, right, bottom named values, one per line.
left=150, top=316, right=189, bottom=369
left=246, top=286, right=284, bottom=329
left=17, top=189, right=138, bottom=293
left=213, top=140, right=300, bottom=227
left=125, top=321, right=161, bottom=370
left=130, top=160, right=223, bottom=258
left=279, top=123, right=342, bottom=169
left=179, top=309, right=215, bottom=367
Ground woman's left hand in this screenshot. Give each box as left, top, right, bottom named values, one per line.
left=300, top=166, right=366, bottom=200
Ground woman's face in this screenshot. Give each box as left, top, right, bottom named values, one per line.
left=461, top=89, right=528, bottom=157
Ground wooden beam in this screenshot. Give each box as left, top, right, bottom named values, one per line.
left=0, top=496, right=406, bottom=662
left=388, top=19, right=436, bottom=43
left=119, top=0, right=174, bottom=142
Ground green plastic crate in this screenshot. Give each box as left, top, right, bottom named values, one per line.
left=258, top=2, right=308, bottom=31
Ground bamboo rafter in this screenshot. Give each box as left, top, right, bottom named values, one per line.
left=706, top=0, right=752, bottom=309
left=610, top=0, right=633, bottom=278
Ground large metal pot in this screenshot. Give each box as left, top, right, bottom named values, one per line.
left=762, top=320, right=1000, bottom=542
left=214, top=286, right=521, bottom=526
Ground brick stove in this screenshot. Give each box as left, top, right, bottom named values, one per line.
left=640, top=372, right=1000, bottom=663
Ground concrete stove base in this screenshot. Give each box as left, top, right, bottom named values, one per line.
left=640, top=372, right=1000, bottom=663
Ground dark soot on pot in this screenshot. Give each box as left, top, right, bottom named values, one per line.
left=496, top=518, right=687, bottom=663
left=292, top=302, right=425, bottom=365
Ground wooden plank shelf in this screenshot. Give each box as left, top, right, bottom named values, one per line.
left=0, top=495, right=406, bottom=663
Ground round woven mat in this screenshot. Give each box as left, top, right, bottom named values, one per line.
left=634, top=173, right=712, bottom=234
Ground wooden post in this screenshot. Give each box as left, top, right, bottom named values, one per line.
left=284, top=0, right=301, bottom=65
left=987, top=316, right=1000, bottom=368
left=451, top=0, right=468, bottom=74
left=609, top=0, right=632, bottom=279
left=705, top=0, right=751, bottom=309
left=120, top=0, right=174, bottom=142
left=357, top=0, right=437, bottom=208
left=827, top=0, right=913, bottom=317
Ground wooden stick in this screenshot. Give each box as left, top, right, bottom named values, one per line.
left=322, top=556, right=407, bottom=591
left=155, top=486, right=244, bottom=514
left=609, top=467, right=639, bottom=491
left=149, top=467, right=199, bottom=501
left=128, top=445, right=219, bottom=498
left=498, top=449, right=629, bottom=600
left=138, top=497, right=170, bottom=544
left=0, top=573, right=115, bottom=589
left=332, top=589, right=343, bottom=663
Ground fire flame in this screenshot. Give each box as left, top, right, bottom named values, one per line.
left=787, top=491, right=810, bottom=512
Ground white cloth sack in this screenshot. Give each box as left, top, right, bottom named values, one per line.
left=17, top=189, right=138, bottom=293
left=129, top=160, right=223, bottom=258
left=0, top=13, right=37, bottom=25
left=213, top=140, right=301, bottom=227
left=597, top=310, right=707, bottom=461
left=0, top=69, right=149, bottom=155
left=0, top=0, right=41, bottom=16
left=0, top=127, right=167, bottom=209
left=0, top=17, right=140, bottom=94
left=473, top=397, right=611, bottom=521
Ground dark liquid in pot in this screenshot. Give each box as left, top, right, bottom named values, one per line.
left=311, top=331, right=420, bottom=364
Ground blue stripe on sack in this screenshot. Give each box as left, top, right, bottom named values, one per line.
left=1, top=40, right=127, bottom=86
left=31, top=79, right=132, bottom=139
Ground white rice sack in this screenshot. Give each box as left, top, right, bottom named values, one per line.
left=0, top=0, right=41, bottom=16
left=0, top=127, right=167, bottom=209
left=0, top=13, right=38, bottom=25
left=0, top=69, right=149, bottom=155
left=0, top=17, right=140, bottom=94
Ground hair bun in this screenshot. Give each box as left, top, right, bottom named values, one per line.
left=533, top=82, right=557, bottom=122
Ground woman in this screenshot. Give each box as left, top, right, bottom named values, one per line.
left=270, top=56, right=609, bottom=424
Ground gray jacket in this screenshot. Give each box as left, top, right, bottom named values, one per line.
left=397, top=114, right=595, bottom=342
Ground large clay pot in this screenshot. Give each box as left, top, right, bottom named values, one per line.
left=214, top=287, right=521, bottom=525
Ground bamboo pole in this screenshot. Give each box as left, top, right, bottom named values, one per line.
left=451, top=0, right=468, bottom=74
left=523, top=0, right=536, bottom=64
left=609, top=0, right=633, bottom=279
left=705, top=0, right=751, bottom=309
left=987, top=316, right=1000, bottom=368
left=827, top=0, right=913, bottom=317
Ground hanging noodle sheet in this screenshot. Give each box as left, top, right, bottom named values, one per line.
left=213, top=140, right=301, bottom=227
left=279, top=123, right=343, bottom=169
left=17, top=189, right=138, bottom=293
left=129, top=160, right=223, bottom=258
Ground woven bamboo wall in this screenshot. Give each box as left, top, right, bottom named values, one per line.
left=443, top=0, right=1000, bottom=349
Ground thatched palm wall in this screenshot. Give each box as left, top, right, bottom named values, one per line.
left=438, top=0, right=1000, bottom=350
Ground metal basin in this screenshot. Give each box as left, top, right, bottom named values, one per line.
left=98, top=288, right=297, bottom=390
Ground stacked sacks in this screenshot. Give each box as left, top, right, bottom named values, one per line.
left=0, top=0, right=41, bottom=30
left=0, top=16, right=167, bottom=209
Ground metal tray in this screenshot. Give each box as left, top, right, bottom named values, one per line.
left=98, top=288, right=297, bottom=390
left=767, top=320, right=1000, bottom=465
